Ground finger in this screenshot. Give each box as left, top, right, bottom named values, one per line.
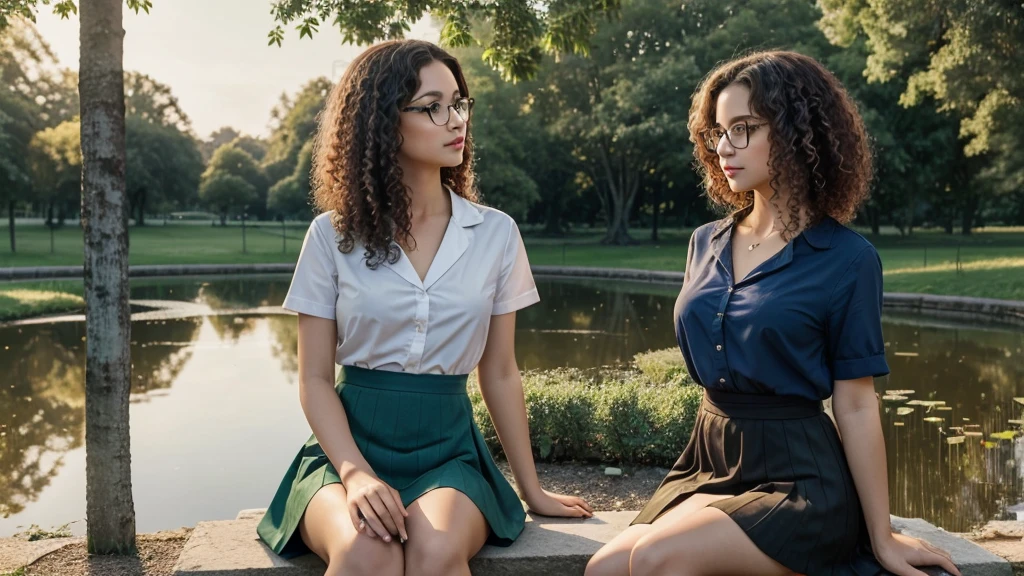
left=563, top=504, right=588, bottom=517
left=348, top=503, right=364, bottom=534
left=376, top=488, right=408, bottom=541
left=931, top=554, right=961, bottom=576
left=365, top=492, right=398, bottom=540
left=357, top=500, right=392, bottom=541
left=574, top=498, right=594, bottom=513
left=391, top=487, right=409, bottom=517
left=573, top=504, right=593, bottom=518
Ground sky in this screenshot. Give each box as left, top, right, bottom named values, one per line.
left=31, top=0, right=439, bottom=140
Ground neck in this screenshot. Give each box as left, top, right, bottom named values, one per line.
left=401, top=163, right=449, bottom=219
left=742, top=187, right=803, bottom=235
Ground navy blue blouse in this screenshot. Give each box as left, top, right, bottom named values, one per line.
left=674, top=216, right=890, bottom=401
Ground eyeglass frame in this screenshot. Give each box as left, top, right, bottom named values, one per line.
left=401, top=97, right=475, bottom=126
left=699, top=120, right=767, bottom=152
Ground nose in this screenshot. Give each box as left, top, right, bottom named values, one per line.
left=716, top=133, right=734, bottom=156
left=447, top=106, right=467, bottom=130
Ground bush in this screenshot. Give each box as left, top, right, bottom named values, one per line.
left=633, top=347, right=691, bottom=387
left=469, top=348, right=703, bottom=467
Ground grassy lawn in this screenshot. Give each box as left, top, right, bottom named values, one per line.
left=0, top=223, right=1021, bottom=311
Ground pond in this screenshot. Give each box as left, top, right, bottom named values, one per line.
left=0, top=275, right=1020, bottom=536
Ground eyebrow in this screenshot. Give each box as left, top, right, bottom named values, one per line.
left=714, top=114, right=758, bottom=127
left=410, top=89, right=461, bottom=102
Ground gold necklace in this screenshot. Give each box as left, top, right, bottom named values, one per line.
left=746, top=229, right=778, bottom=251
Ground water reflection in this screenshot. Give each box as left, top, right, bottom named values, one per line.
left=0, top=318, right=200, bottom=520
left=0, top=276, right=1020, bottom=536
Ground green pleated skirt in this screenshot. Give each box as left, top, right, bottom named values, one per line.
left=257, top=366, right=526, bottom=559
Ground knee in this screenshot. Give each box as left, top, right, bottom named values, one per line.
left=629, top=535, right=677, bottom=576
left=404, top=535, right=466, bottom=576
left=328, top=535, right=403, bottom=576
left=585, top=546, right=624, bottom=576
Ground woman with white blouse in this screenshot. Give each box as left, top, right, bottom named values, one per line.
left=256, top=40, right=593, bottom=576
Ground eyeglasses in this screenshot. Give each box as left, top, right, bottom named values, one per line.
left=401, top=97, right=474, bottom=126
left=699, top=121, right=766, bottom=152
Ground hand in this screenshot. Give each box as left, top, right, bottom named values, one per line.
left=343, top=470, right=408, bottom=543
left=525, top=488, right=594, bottom=518
left=874, top=533, right=962, bottom=576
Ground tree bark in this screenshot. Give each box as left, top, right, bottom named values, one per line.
left=80, top=0, right=136, bottom=554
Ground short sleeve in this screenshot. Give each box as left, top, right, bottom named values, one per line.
left=826, top=246, right=889, bottom=380
left=281, top=219, right=339, bottom=319
left=492, top=220, right=540, bottom=315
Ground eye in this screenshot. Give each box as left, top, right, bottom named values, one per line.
left=427, top=102, right=443, bottom=114
left=454, top=99, right=468, bottom=112
left=731, top=124, right=747, bottom=134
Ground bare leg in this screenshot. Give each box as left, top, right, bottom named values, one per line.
left=298, top=483, right=404, bottom=576
left=585, top=493, right=733, bottom=576
left=630, top=504, right=796, bottom=576
left=403, top=488, right=489, bottom=576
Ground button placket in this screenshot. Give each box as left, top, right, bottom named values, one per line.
left=405, top=289, right=430, bottom=371
left=711, top=286, right=733, bottom=385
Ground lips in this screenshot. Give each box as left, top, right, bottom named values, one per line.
left=722, top=166, right=743, bottom=177
left=446, top=137, right=465, bottom=147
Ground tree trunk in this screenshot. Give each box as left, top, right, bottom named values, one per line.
left=220, top=211, right=227, bottom=226
left=651, top=187, right=660, bottom=242
left=80, top=0, right=136, bottom=554
left=136, top=190, right=146, bottom=226
left=961, top=193, right=979, bottom=235
left=8, top=201, right=15, bottom=253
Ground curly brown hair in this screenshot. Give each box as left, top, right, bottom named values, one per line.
left=689, top=50, right=872, bottom=239
left=311, top=39, right=477, bottom=269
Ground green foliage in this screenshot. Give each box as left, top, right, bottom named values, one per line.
left=470, top=351, right=703, bottom=466
left=267, top=0, right=621, bottom=82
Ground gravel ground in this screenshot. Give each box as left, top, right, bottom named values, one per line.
left=19, top=463, right=668, bottom=575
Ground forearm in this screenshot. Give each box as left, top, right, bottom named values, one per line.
left=478, top=370, right=543, bottom=500
left=299, top=376, right=374, bottom=485
left=834, top=397, right=893, bottom=545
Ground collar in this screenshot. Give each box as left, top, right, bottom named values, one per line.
left=710, top=214, right=836, bottom=250
left=448, top=186, right=484, bottom=228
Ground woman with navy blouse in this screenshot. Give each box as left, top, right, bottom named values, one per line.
left=587, top=52, right=961, bottom=576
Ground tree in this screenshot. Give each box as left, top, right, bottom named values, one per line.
left=123, top=70, right=191, bottom=132
left=2, top=0, right=154, bottom=555
left=199, top=171, right=257, bottom=226
left=125, top=115, right=203, bottom=224
left=201, top=143, right=266, bottom=224
left=0, top=19, right=70, bottom=250
left=268, top=0, right=623, bottom=82
left=267, top=139, right=313, bottom=220
left=28, top=119, right=81, bottom=226
left=262, top=77, right=330, bottom=186
left=200, top=126, right=240, bottom=162
left=819, top=0, right=1023, bottom=233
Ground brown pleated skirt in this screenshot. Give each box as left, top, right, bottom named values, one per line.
left=632, top=388, right=885, bottom=576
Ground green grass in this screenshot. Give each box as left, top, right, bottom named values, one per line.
left=0, top=223, right=1021, bottom=304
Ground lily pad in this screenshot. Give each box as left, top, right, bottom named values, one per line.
left=923, top=417, right=944, bottom=423
left=946, top=436, right=965, bottom=445
left=882, top=395, right=908, bottom=402
left=1014, top=398, right=1024, bottom=406
left=1008, top=420, right=1024, bottom=425
left=984, top=441, right=998, bottom=449
left=964, top=431, right=984, bottom=437
left=907, top=400, right=946, bottom=407
left=885, top=390, right=916, bottom=395
left=990, top=431, right=1017, bottom=441
left=892, top=422, right=905, bottom=427
left=896, top=407, right=914, bottom=416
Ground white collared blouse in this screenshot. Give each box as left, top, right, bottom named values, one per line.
left=281, top=188, right=540, bottom=375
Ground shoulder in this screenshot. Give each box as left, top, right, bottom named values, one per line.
left=828, top=220, right=880, bottom=267
left=689, top=217, right=730, bottom=249
left=457, top=196, right=521, bottom=243
left=309, top=211, right=338, bottom=238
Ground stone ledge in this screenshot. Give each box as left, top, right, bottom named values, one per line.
left=170, top=509, right=1005, bottom=576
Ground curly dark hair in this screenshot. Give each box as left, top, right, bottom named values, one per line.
left=689, top=50, right=872, bottom=239
left=311, top=39, right=477, bottom=269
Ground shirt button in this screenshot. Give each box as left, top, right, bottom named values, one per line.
left=727, top=287, right=734, bottom=293
left=716, top=344, right=723, bottom=351
left=716, top=312, right=723, bottom=317
left=719, top=378, right=726, bottom=383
